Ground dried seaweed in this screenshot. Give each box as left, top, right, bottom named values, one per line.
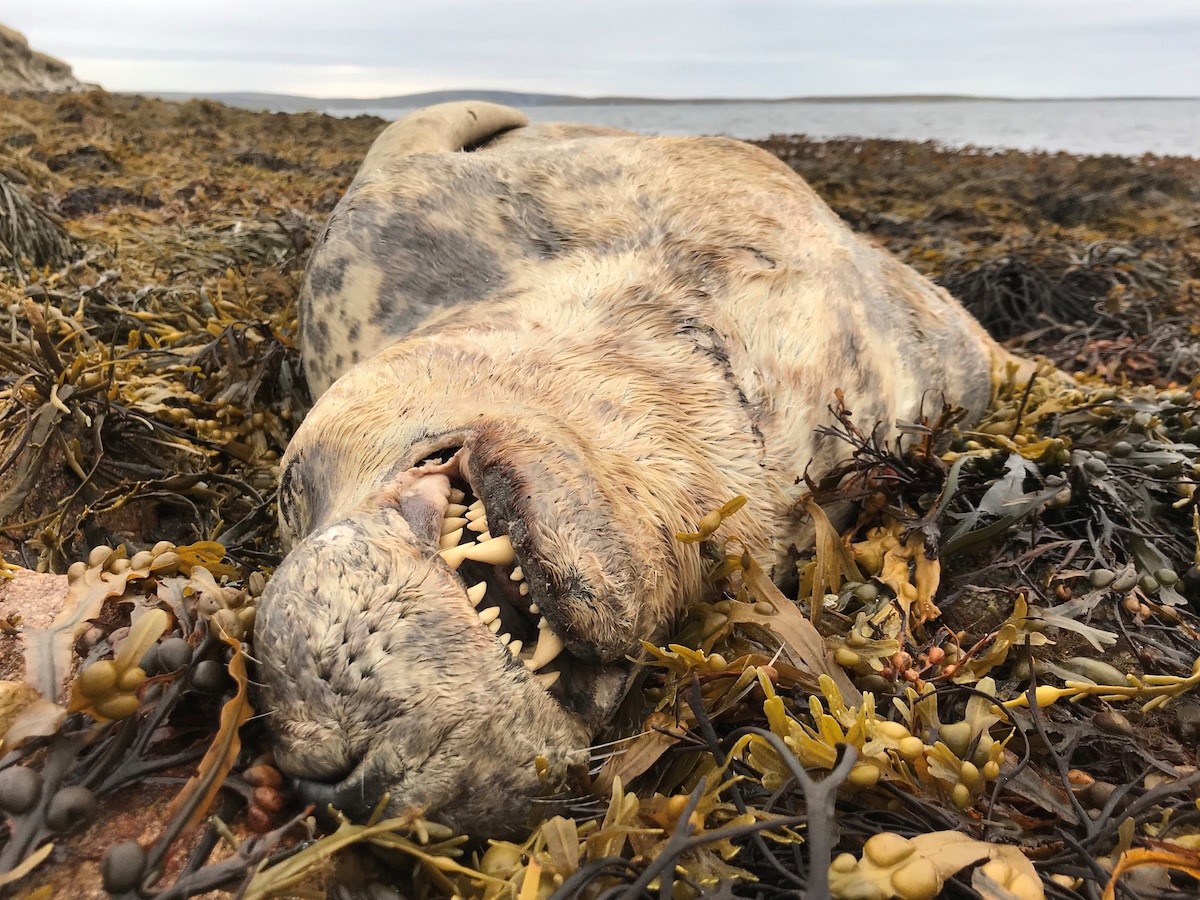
left=0, top=92, right=1199, bottom=898
left=939, top=239, right=1177, bottom=340
left=0, top=173, right=77, bottom=274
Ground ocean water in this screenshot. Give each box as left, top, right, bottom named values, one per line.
left=323, top=98, right=1200, bottom=159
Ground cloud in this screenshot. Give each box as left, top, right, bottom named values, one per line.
left=12, top=0, right=1200, bottom=97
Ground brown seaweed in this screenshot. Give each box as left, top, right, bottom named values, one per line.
left=0, top=91, right=1198, bottom=899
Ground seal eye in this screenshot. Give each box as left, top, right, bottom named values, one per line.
left=278, top=457, right=308, bottom=542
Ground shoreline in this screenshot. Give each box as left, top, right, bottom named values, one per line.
left=119, top=91, right=1200, bottom=160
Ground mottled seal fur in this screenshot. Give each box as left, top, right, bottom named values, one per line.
left=256, top=101, right=1025, bottom=835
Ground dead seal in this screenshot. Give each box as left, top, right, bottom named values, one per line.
left=255, top=101, right=1025, bottom=835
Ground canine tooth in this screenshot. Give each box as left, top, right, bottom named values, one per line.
left=446, top=503, right=468, bottom=517
left=487, top=618, right=502, bottom=634
left=441, top=516, right=469, bottom=533
left=519, top=583, right=529, bottom=596
left=438, top=528, right=464, bottom=549
left=467, top=582, right=487, bottom=606
left=465, top=504, right=487, bottom=522
left=478, top=606, right=500, bottom=625
left=528, top=602, right=539, bottom=614
left=466, top=517, right=489, bottom=533
left=508, top=639, right=523, bottom=657
left=460, top=535, right=514, bottom=566
left=440, top=534, right=512, bottom=568
left=510, top=567, right=524, bottom=582
left=533, top=670, right=561, bottom=690
left=449, top=489, right=465, bottom=503
left=528, top=628, right=564, bottom=670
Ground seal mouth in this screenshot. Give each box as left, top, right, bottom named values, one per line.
left=422, top=446, right=583, bottom=705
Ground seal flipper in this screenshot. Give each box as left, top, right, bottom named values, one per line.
left=358, top=101, right=529, bottom=172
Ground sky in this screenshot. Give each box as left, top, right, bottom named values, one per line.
left=8, top=0, right=1200, bottom=99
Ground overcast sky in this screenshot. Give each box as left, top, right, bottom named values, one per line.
left=10, top=1, right=1200, bottom=99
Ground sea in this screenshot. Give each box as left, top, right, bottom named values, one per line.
left=318, top=98, right=1200, bottom=159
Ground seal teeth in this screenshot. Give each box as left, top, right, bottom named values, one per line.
left=477, top=531, right=493, bottom=542
left=445, top=504, right=468, bottom=517
left=528, top=602, right=539, bottom=614
left=449, top=489, right=466, bottom=504
left=487, top=618, right=502, bottom=634
left=478, top=606, right=500, bottom=626
left=527, top=627, right=564, bottom=670
left=467, top=582, right=487, bottom=606
left=438, top=528, right=464, bottom=549
left=498, top=632, right=511, bottom=646
left=518, top=583, right=529, bottom=596
left=465, top=502, right=486, bottom=522
left=510, top=567, right=524, bottom=582
left=466, top=517, right=489, bottom=533
left=533, top=670, right=561, bottom=690
left=439, top=534, right=514, bottom=568
left=508, top=639, right=523, bottom=657
left=441, top=516, right=469, bottom=533
left=537, top=616, right=549, bottom=630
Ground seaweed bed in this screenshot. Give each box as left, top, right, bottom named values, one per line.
left=0, top=90, right=1198, bottom=899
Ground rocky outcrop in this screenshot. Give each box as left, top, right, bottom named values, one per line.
left=0, top=24, right=86, bottom=93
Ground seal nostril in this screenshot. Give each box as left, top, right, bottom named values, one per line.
left=292, top=775, right=340, bottom=813
left=293, top=772, right=380, bottom=823
left=289, top=751, right=390, bottom=824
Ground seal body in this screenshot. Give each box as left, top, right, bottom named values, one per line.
left=256, top=102, right=1018, bottom=834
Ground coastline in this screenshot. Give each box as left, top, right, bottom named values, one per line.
left=122, top=91, right=1200, bottom=159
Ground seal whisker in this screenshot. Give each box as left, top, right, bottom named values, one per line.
left=586, top=749, right=629, bottom=768
left=586, top=730, right=656, bottom=752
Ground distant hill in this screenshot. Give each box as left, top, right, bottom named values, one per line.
left=132, top=89, right=1199, bottom=115
left=142, top=89, right=588, bottom=112
left=134, top=89, right=1031, bottom=114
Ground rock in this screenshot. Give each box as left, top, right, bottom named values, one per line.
left=1175, top=699, right=1200, bottom=744
left=0, top=568, right=69, bottom=683
left=0, top=24, right=87, bottom=94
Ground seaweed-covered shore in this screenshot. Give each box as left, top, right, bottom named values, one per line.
left=0, top=91, right=1199, bottom=898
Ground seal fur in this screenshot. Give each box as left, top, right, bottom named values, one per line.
left=256, top=101, right=1025, bottom=835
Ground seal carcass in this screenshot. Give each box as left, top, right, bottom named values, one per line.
left=255, top=101, right=1021, bottom=834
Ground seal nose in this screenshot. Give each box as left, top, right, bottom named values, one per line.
left=293, top=769, right=384, bottom=822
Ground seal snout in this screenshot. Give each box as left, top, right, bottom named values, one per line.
left=255, top=447, right=609, bottom=828
left=292, top=764, right=384, bottom=823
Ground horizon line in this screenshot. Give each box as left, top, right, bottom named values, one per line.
left=129, top=88, right=1200, bottom=105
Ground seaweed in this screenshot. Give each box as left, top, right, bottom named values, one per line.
left=0, top=92, right=1198, bottom=898
left=0, top=173, right=77, bottom=273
